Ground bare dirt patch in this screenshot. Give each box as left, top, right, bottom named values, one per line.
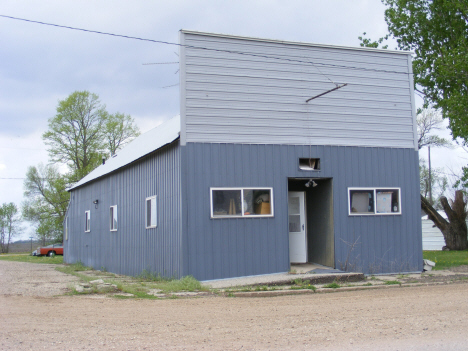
left=0, top=260, right=79, bottom=297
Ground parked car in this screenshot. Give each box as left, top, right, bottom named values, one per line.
left=36, top=243, right=63, bottom=256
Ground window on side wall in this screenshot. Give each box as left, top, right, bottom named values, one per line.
left=348, top=188, right=401, bottom=215
left=210, top=187, right=274, bottom=218
left=110, top=205, right=118, bottom=231
left=146, top=196, right=157, bottom=228
left=84, top=211, right=90, bottom=232
left=65, top=217, right=68, bottom=240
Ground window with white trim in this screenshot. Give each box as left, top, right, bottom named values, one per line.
left=110, top=205, right=118, bottom=231
left=210, top=187, right=274, bottom=218
left=65, top=217, right=68, bottom=240
left=348, top=188, right=401, bottom=215
left=146, top=196, right=157, bottom=228
left=84, top=211, right=90, bottom=232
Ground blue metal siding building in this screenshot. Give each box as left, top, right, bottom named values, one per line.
left=64, top=31, right=422, bottom=280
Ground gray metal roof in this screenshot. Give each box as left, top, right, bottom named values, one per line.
left=69, top=115, right=180, bottom=191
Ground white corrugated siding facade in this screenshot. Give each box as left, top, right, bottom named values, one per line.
left=180, top=31, right=417, bottom=149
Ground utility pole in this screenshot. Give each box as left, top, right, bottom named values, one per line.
left=29, top=236, right=33, bottom=253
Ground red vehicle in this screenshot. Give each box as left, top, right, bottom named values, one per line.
left=37, top=243, right=63, bottom=256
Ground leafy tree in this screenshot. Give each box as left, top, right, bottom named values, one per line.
left=43, top=91, right=107, bottom=180
left=0, top=203, right=21, bottom=253
left=22, top=164, right=69, bottom=244
left=43, top=91, right=140, bottom=182
left=104, top=112, right=141, bottom=156
left=24, top=91, right=140, bottom=243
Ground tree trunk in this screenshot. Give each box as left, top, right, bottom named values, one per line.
left=421, top=191, right=468, bottom=250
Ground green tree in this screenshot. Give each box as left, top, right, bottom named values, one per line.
left=104, top=112, right=141, bottom=156
left=0, top=203, right=21, bottom=253
left=43, top=91, right=107, bottom=181
left=22, top=164, right=69, bottom=244
left=24, top=91, right=140, bottom=243
left=43, top=90, right=140, bottom=182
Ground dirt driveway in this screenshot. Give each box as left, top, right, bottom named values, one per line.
left=1, top=260, right=468, bottom=350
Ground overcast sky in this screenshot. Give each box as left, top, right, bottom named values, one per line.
left=1, top=1, right=465, bottom=240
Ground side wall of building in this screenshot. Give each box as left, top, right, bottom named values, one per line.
left=181, top=142, right=422, bottom=281
left=64, top=141, right=182, bottom=278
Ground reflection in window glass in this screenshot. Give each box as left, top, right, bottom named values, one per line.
left=376, top=189, right=400, bottom=213
left=212, top=190, right=242, bottom=217
left=350, top=190, right=374, bottom=214
left=244, top=189, right=271, bottom=216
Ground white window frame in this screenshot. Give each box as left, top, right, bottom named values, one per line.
left=210, top=187, right=274, bottom=219
left=84, top=211, right=90, bottom=232
left=146, top=195, right=157, bottom=229
left=348, top=187, right=401, bottom=216
left=110, top=205, right=118, bottom=231
left=65, top=217, right=68, bottom=240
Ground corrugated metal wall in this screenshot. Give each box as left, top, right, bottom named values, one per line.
left=64, top=141, right=182, bottom=278
left=182, top=142, right=422, bottom=281
left=180, top=31, right=416, bottom=149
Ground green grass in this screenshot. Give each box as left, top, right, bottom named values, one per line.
left=323, top=282, right=340, bottom=289
left=0, top=253, right=63, bottom=264
left=423, top=250, right=468, bottom=270
left=385, top=280, right=401, bottom=285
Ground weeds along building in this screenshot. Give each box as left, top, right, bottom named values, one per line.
left=64, top=30, right=422, bottom=280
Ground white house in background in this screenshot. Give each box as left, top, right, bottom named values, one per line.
left=422, top=211, right=446, bottom=250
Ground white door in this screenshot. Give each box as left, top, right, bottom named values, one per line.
left=288, top=191, right=307, bottom=263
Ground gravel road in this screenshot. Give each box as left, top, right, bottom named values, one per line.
left=1, top=260, right=468, bottom=350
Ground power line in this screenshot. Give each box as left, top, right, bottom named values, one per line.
left=0, top=14, right=415, bottom=76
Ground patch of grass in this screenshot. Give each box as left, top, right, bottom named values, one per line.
left=323, top=282, right=340, bottom=289
left=137, top=269, right=171, bottom=282
left=56, top=261, right=92, bottom=273
left=362, top=282, right=373, bottom=286
left=423, top=250, right=468, bottom=270
left=0, top=253, right=63, bottom=264
left=254, top=285, right=269, bottom=291
left=385, top=280, right=401, bottom=285
left=157, top=275, right=205, bottom=293
left=290, top=285, right=304, bottom=290
left=293, top=278, right=303, bottom=285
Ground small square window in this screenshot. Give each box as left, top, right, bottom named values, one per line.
left=350, top=190, right=374, bottom=214
left=146, top=196, right=157, bottom=228
left=376, top=189, right=400, bottom=214
left=110, top=205, right=118, bottom=231
left=84, top=211, right=90, bottom=232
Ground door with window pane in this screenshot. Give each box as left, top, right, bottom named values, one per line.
left=288, top=191, right=307, bottom=263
